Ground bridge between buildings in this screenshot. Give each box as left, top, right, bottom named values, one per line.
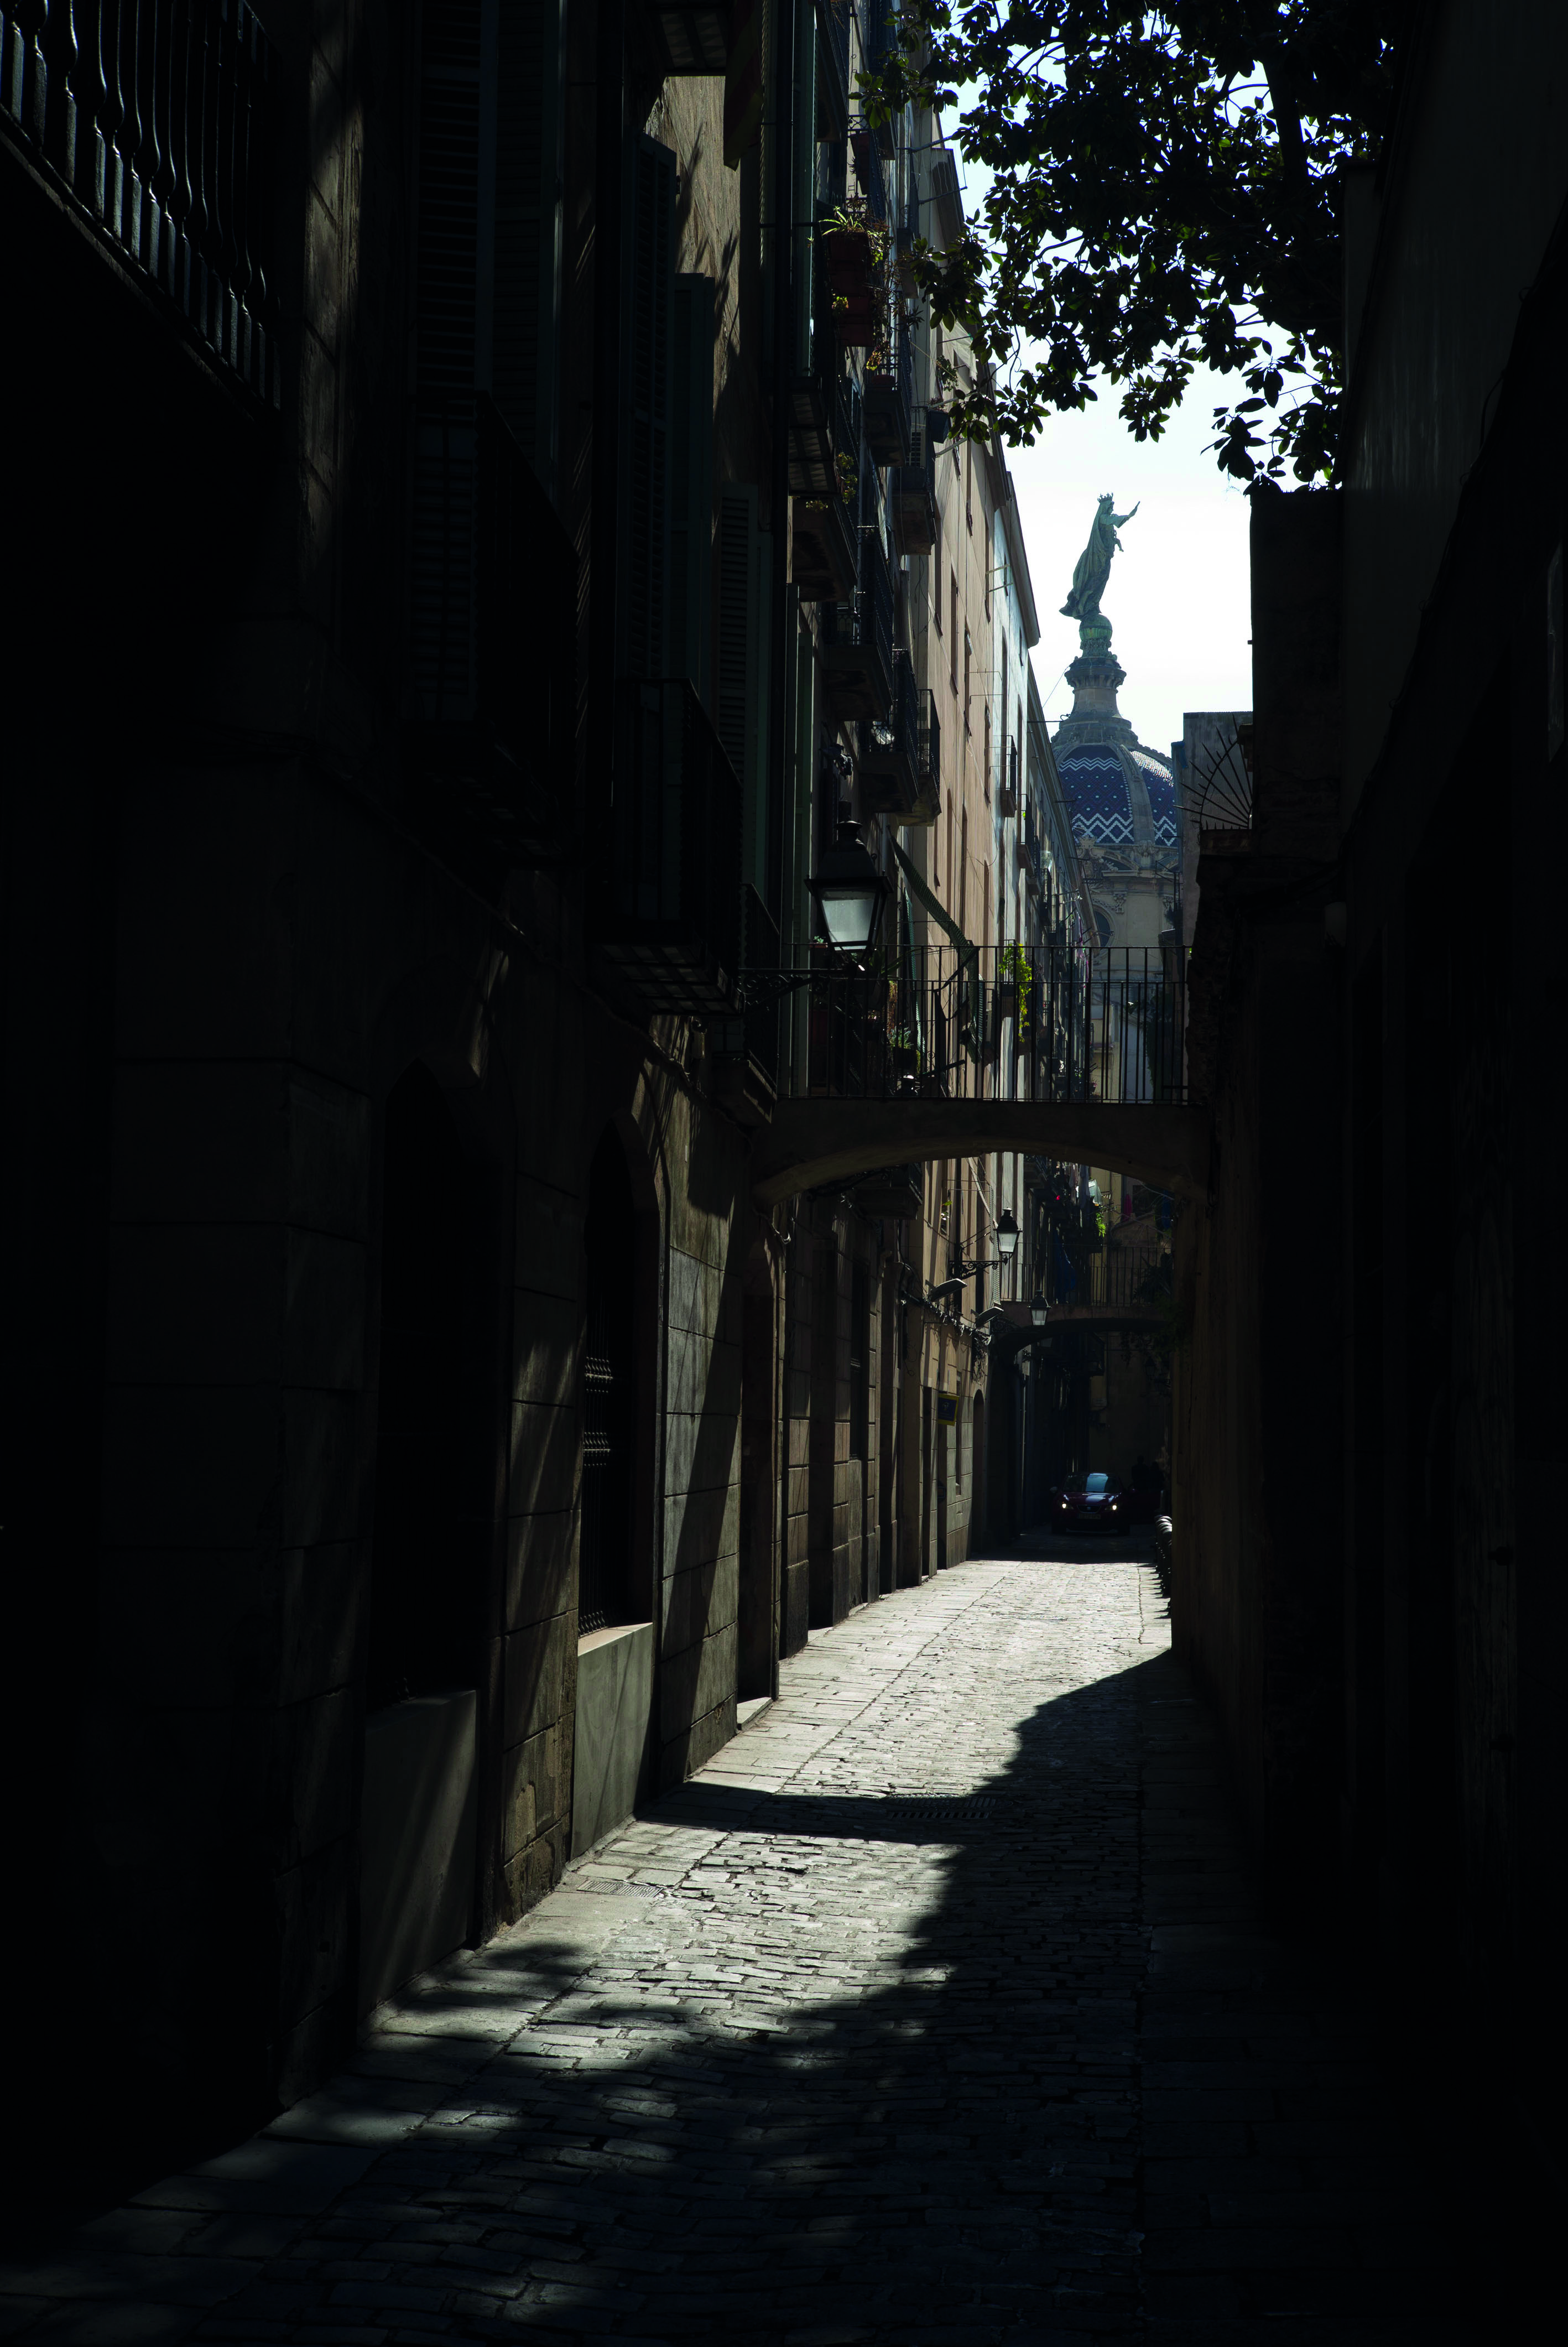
left=749, top=1099, right=1209, bottom=1209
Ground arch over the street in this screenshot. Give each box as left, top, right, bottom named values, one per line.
left=749, top=1099, right=1208, bottom=1208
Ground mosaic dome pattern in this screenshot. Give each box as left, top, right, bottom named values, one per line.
left=1132, top=747, right=1178, bottom=847
left=1058, top=745, right=1133, bottom=845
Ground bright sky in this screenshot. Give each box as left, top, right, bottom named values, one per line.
left=1007, top=378, right=1254, bottom=757
left=944, top=127, right=1256, bottom=755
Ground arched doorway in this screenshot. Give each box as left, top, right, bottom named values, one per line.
left=360, top=1063, right=483, bottom=2013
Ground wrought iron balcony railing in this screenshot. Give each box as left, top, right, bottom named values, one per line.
left=819, top=522, right=893, bottom=722
left=892, top=429, right=936, bottom=550
left=2, top=0, right=280, bottom=400
left=739, top=943, right=1187, bottom=1107
left=791, top=479, right=857, bottom=602
left=594, top=679, right=743, bottom=1018
left=861, top=0, right=895, bottom=153
left=863, top=312, right=912, bottom=464
left=915, top=688, right=940, bottom=822
left=1045, top=1242, right=1170, bottom=1316
left=858, top=652, right=920, bottom=821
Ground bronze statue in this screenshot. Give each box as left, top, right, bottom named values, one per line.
left=1061, top=493, right=1140, bottom=628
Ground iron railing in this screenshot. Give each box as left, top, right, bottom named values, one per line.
left=741, top=943, right=1186, bottom=1106
left=861, top=0, right=895, bottom=151
left=892, top=429, right=936, bottom=550
left=1044, top=1242, right=1170, bottom=1314
left=916, top=689, right=940, bottom=819
left=857, top=652, right=920, bottom=819
left=2, top=0, right=280, bottom=399
left=863, top=311, right=912, bottom=463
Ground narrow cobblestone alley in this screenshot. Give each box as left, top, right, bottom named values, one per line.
left=4, top=1552, right=1463, bottom=2346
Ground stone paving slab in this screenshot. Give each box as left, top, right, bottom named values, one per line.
left=0, top=1551, right=1471, bottom=2343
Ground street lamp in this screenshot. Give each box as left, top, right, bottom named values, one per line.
left=809, top=819, right=892, bottom=956
left=996, top=1209, right=1019, bottom=1262
left=1030, top=1296, right=1050, bottom=1328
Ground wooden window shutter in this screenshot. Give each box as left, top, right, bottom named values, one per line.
left=619, top=137, right=676, bottom=680
left=717, top=486, right=773, bottom=891
left=670, top=275, right=715, bottom=706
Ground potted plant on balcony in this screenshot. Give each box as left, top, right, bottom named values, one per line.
left=820, top=203, right=886, bottom=348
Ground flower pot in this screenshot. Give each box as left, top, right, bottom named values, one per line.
left=821, top=227, right=876, bottom=298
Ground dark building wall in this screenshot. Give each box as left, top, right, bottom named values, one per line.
left=1173, top=6, right=1568, bottom=2174
left=1341, top=0, right=1568, bottom=799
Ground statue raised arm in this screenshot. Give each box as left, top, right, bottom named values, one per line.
left=1061, top=493, right=1140, bottom=627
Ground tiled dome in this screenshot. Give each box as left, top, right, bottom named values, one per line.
left=1131, top=747, right=1178, bottom=847
left=1058, top=743, right=1133, bottom=845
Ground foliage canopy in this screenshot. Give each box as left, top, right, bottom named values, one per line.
left=866, top=2, right=1400, bottom=482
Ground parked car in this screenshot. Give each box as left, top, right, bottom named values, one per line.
left=1050, top=1471, right=1126, bottom=1531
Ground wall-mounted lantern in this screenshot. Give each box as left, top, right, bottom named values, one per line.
left=809, top=819, right=892, bottom=956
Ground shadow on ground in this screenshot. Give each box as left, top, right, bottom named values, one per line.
left=1, top=1558, right=1476, bottom=2345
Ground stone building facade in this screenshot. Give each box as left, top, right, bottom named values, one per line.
left=0, top=0, right=1071, bottom=2204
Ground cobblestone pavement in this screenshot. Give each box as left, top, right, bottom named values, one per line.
left=2, top=1550, right=1464, bottom=2345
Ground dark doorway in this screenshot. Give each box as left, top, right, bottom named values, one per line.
left=367, top=1063, right=481, bottom=1706
left=361, top=1061, right=487, bottom=2012
left=972, top=1390, right=986, bottom=1554
left=580, top=1132, right=637, bottom=1635
left=739, top=1251, right=777, bottom=1700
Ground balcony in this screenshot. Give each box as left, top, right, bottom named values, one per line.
left=862, top=0, right=897, bottom=155
left=863, top=315, right=913, bottom=464
left=409, top=395, right=576, bottom=855
left=743, top=944, right=1189, bottom=1111
left=791, top=486, right=858, bottom=602
left=914, top=689, right=940, bottom=824
left=858, top=655, right=920, bottom=821
left=593, top=679, right=743, bottom=1018
left=819, top=528, right=893, bottom=721
left=892, top=431, right=936, bottom=551
left=821, top=209, right=884, bottom=350
left=1, top=0, right=280, bottom=401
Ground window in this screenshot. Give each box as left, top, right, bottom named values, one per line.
left=963, top=631, right=971, bottom=731
left=949, top=576, right=959, bottom=689
left=983, top=702, right=992, bottom=799
left=933, top=501, right=943, bottom=626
